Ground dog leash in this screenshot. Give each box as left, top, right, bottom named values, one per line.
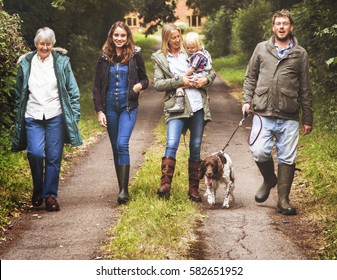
left=221, top=111, right=262, bottom=151
left=221, top=117, right=246, bottom=151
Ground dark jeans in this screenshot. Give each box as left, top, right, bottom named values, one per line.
left=106, top=92, right=137, bottom=165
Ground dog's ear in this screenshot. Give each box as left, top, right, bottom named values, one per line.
left=217, top=152, right=227, bottom=165
left=214, top=157, right=224, bottom=180
left=198, top=160, right=206, bottom=179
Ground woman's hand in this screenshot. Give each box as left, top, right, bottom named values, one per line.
left=182, top=76, right=191, bottom=88
left=97, top=111, right=107, bottom=127
left=133, top=83, right=142, bottom=93
left=193, top=76, right=208, bottom=88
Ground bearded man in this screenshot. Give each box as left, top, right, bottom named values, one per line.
left=241, top=9, right=313, bottom=215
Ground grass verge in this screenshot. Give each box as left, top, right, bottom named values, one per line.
left=101, top=120, right=203, bottom=259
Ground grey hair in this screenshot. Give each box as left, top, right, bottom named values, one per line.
left=34, top=27, right=56, bottom=46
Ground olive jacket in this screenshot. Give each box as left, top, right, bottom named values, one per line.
left=12, top=49, right=83, bottom=152
left=151, top=49, right=216, bottom=122
left=242, top=36, right=313, bottom=125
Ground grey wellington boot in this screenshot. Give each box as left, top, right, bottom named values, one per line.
left=255, top=158, right=278, bottom=202
left=167, top=96, right=184, bottom=113
left=277, top=163, right=297, bottom=215
left=116, top=165, right=130, bottom=204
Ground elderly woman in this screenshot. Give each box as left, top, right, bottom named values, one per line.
left=151, top=23, right=216, bottom=201
left=12, top=27, right=82, bottom=211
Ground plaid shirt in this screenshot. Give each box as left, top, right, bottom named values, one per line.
left=275, top=39, right=294, bottom=58
left=189, top=51, right=209, bottom=73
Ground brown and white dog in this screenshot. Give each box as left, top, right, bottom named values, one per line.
left=199, top=150, right=235, bottom=208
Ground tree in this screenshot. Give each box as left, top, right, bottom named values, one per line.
left=292, top=0, right=337, bottom=130
left=3, top=0, right=133, bottom=84
left=130, top=0, right=177, bottom=35
left=231, top=0, right=271, bottom=58
left=0, top=2, right=28, bottom=131
left=202, top=7, right=232, bottom=58
left=186, top=0, right=251, bottom=16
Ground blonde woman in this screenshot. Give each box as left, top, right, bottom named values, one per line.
left=151, top=24, right=216, bottom=201
left=168, top=31, right=212, bottom=113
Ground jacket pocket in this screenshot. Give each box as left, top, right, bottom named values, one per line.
left=253, top=86, right=269, bottom=111
left=279, top=88, right=299, bottom=113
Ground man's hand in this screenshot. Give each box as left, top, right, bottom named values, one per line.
left=242, top=103, right=250, bottom=117
left=302, top=124, right=313, bottom=135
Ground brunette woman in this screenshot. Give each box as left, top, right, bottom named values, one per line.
left=93, top=22, right=149, bottom=204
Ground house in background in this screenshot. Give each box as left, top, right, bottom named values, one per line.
left=125, top=0, right=206, bottom=33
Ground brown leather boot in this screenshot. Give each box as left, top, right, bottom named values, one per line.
left=188, top=159, right=202, bottom=202
left=157, top=156, right=176, bottom=199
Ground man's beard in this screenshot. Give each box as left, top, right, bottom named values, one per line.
left=275, top=32, right=292, bottom=42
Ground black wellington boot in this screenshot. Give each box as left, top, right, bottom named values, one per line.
left=277, top=163, right=297, bottom=215
left=116, top=165, right=130, bottom=204
left=255, top=158, right=278, bottom=202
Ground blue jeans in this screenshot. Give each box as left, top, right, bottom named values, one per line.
left=25, top=115, right=65, bottom=198
left=106, top=92, right=137, bottom=165
left=165, top=109, right=205, bottom=160
left=249, top=116, right=299, bottom=165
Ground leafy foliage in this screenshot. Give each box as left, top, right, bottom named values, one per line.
left=202, top=7, right=232, bottom=58
left=186, top=0, right=251, bottom=16
left=0, top=5, right=29, bottom=131
left=3, top=0, right=133, bottom=84
left=231, top=0, right=271, bottom=58
left=130, top=0, right=177, bottom=35
left=292, top=0, right=337, bottom=131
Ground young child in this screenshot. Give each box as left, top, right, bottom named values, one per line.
left=168, top=31, right=212, bottom=113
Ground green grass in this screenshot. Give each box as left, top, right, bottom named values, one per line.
left=297, top=130, right=337, bottom=259
left=212, top=55, right=247, bottom=87
left=101, top=120, right=203, bottom=259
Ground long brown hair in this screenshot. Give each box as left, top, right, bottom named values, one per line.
left=102, top=21, right=135, bottom=64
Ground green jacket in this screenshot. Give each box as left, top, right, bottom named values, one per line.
left=12, top=49, right=83, bottom=152
left=151, top=50, right=216, bottom=122
left=242, top=36, right=313, bottom=125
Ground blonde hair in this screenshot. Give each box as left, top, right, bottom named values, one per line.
left=102, top=21, right=135, bottom=64
left=184, top=32, right=203, bottom=51
left=160, top=23, right=185, bottom=55
left=34, top=27, right=56, bottom=47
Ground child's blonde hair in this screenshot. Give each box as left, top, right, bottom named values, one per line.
left=184, top=32, right=203, bottom=51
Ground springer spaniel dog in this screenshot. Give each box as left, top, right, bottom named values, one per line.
left=199, top=150, right=235, bottom=208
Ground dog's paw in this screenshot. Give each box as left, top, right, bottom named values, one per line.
left=221, top=203, right=230, bottom=209
left=222, top=198, right=230, bottom=208
left=207, top=198, right=216, bottom=205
